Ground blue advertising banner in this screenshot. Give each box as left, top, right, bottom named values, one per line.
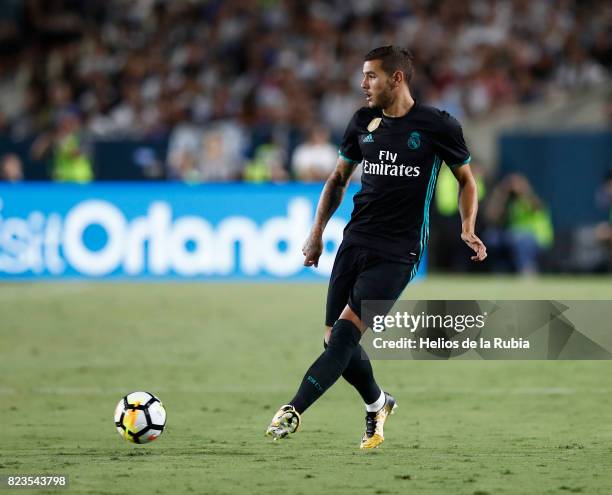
left=0, top=183, right=427, bottom=281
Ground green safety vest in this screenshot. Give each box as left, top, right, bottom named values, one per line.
left=53, top=133, right=93, bottom=183
left=434, top=165, right=485, bottom=216
left=507, top=199, right=554, bottom=248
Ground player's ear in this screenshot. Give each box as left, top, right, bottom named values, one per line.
left=392, top=70, right=403, bottom=87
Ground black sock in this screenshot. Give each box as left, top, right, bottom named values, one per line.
left=325, top=340, right=382, bottom=405
left=289, top=319, right=361, bottom=414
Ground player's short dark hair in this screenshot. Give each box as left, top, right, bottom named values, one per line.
left=364, top=46, right=414, bottom=85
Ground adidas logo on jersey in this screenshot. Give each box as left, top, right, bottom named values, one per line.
left=362, top=133, right=374, bottom=143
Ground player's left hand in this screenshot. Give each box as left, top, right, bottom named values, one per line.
left=302, top=233, right=323, bottom=268
left=461, top=231, right=487, bottom=261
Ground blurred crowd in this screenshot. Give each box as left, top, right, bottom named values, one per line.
left=0, top=0, right=610, bottom=182
left=0, top=0, right=610, bottom=273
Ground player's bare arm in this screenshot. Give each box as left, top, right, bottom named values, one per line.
left=452, top=164, right=487, bottom=262
left=302, top=157, right=356, bottom=267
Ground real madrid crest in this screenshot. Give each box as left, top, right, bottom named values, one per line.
left=407, top=131, right=421, bottom=150
left=367, top=118, right=382, bottom=133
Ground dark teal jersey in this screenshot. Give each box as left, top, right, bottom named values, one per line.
left=338, top=102, right=471, bottom=263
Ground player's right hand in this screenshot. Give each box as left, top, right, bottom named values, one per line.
left=461, top=231, right=487, bottom=262
left=302, top=234, right=323, bottom=267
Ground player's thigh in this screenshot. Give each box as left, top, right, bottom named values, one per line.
left=348, top=257, right=415, bottom=327
left=325, top=242, right=363, bottom=327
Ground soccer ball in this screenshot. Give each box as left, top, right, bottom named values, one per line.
left=114, top=391, right=166, bottom=444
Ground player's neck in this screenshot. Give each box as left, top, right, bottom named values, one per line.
left=382, top=93, right=415, bottom=118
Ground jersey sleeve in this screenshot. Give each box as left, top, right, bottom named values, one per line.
left=338, top=110, right=363, bottom=164
left=435, top=111, right=471, bottom=168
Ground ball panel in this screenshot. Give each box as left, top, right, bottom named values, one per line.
left=144, top=432, right=161, bottom=443
left=148, top=401, right=166, bottom=427
left=129, top=424, right=161, bottom=444
left=126, top=391, right=154, bottom=407
left=123, top=409, right=148, bottom=435
left=114, top=400, right=124, bottom=422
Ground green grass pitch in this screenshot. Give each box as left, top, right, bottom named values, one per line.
left=1, top=275, right=612, bottom=494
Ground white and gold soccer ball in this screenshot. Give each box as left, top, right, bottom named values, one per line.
left=114, top=391, right=166, bottom=444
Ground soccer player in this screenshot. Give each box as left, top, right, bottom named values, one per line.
left=266, top=46, right=487, bottom=449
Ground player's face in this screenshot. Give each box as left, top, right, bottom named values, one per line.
left=361, top=60, right=394, bottom=109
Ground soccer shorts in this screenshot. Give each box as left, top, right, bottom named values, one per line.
left=325, top=240, right=418, bottom=328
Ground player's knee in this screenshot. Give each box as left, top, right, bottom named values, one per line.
left=323, top=326, right=332, bottom=347
left=327, top=319, right=361, bottom=350
left=339, top=305, right=367, bottom=333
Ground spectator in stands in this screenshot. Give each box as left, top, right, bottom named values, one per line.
left=31, top=110, right=93, bottom=183
left=556, top=41, right=608, bottom=89
left=484, top=174, right=554, bottom=274
left=320, top=80, right=361, bottom=141
left=167, top=122, right=246, bottom=182
left=0, top=153, right=23, bottom=182
left=291, top=127, right=337, bottom=182
left=243, top=142, right=289, bottom=183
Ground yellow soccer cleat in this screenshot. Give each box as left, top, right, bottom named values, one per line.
left=359, top=392, right=397, bottom=449
left=265, top=405, right=301, bottom=440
